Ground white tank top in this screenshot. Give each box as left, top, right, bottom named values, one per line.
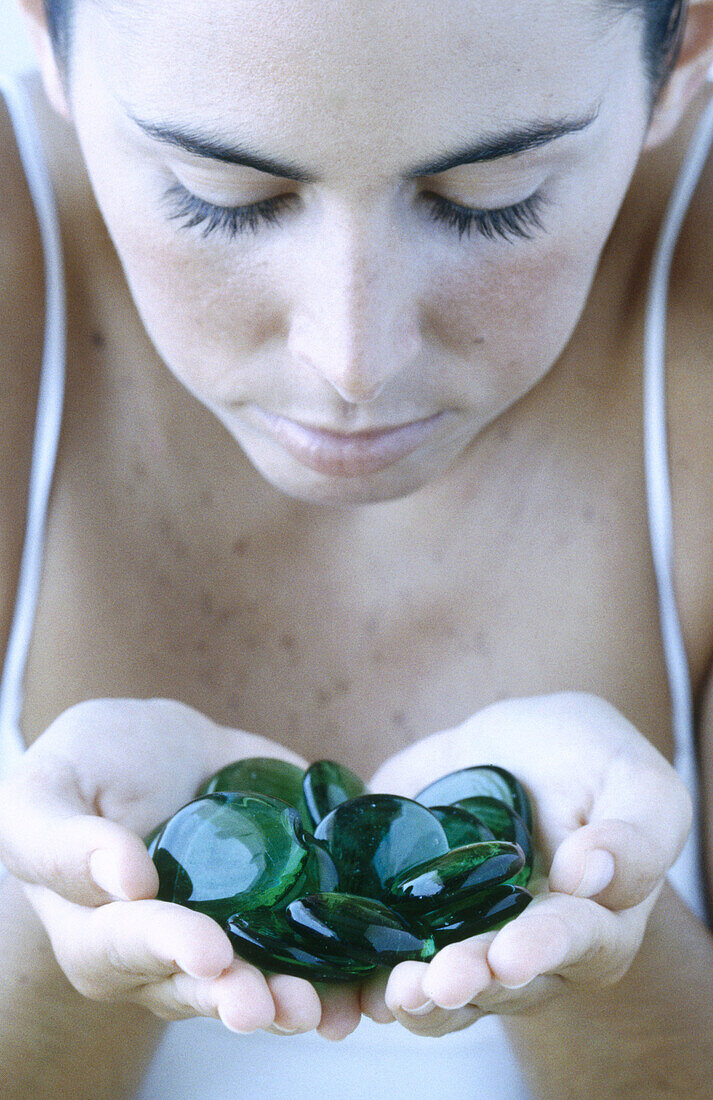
left=0, top=70, right=710, bottom=1099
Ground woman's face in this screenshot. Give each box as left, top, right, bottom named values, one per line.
left=68, top=0, right=650, bottom=504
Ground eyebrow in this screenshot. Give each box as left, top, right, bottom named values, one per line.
left=126, top=103, right=600, bottom=183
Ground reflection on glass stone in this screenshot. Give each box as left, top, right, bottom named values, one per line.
left=416, top=765, right=533, bottom=833
left=428, top=884, right=534, bottom=948
left=302, top=760, right=367, bottom=828
left=429, top=805, right=496, bottom=848
left=314, top=795, right=449, bottom=900
left=226, top=908, right=377, bottom=982
left=152, top=793, right=310, bottom=924
left=385, top=841, right=525, bottom=914
left=452, top=796, right=533, bottom=886
left=197, top=757, right=310, bottom=824
left=286, top=892, right=436, bottom=965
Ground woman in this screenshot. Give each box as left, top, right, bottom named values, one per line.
left=1, top=0, right=712, bottom=1095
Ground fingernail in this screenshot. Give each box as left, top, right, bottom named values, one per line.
left=272, top=1025, right=299, bottom=1034
left=402, top=999, right=435, bottom=1016
left=574, top=850, right=615, bottom=898
left=89, top=850, right=131, bottom=900
left=498, top=976, right=533, bottom=990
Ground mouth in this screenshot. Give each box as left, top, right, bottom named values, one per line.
left=247, top=408, right=450, bottom=477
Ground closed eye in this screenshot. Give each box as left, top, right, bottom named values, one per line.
left=162, top=180, right=549, bottom=244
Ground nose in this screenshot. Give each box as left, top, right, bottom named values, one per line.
left=287, top=215, right=422, bottom=403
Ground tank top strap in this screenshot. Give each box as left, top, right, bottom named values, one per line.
left=0, top=73, right=66, bottom=780
left=643, top=85, right=713, bottom=922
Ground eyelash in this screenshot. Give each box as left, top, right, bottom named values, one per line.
left=163, top=180, right=547, bottom=245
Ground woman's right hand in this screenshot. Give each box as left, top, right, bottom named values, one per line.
left=0, top=698, right=362, bottom=1039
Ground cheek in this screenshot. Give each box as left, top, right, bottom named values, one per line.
left=428, top=233, right=603, bottom=386
left=107, top=214, right=278, bottom=394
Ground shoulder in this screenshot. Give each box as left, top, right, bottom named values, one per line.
left=0, top=74, right=45, bottom=655
left=640, top=90, right=713, bottom=687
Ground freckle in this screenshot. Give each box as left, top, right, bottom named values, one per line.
left=131, top=461, right=148, bottom=480
left=280, top=633, right=297, bottom=653
left=334, top=677, right=351, bottom=695
left=232, top=538, right=249, bottom=556
left=391, top=710, right=407, bottom=728
left=216, top=607, right=235, bottom=627
left=91, top=330, right=106, bottom=349
left=314, top=688, right=331, bottom=708
left=157, top=517, right=172, bottom=539
left=199, top=589, right=214, bottom=616
left=199, top=489, right=213, bottom=507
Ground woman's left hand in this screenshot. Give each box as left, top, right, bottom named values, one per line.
left=361, top=692, right=692, bottom=1036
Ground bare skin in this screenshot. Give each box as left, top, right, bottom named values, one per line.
left=2, top=0, right=713, bottom=1094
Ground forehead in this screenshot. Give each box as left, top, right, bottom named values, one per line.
left=76, top=0, right=644, bottom=169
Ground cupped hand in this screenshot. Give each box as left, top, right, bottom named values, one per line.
left=362, top=691, right=692, bottom=1036
left=0, top=697, right=360, bottom=1039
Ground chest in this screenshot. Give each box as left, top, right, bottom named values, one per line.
left=17, top=321, right=699, bottom=778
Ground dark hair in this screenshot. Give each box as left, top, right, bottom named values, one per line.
left=45, top=0, right=687, bottom=101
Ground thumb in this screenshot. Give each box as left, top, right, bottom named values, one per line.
left=0, top=771, right=158, bottom=907
left=548, top=818, right=681, bottom=910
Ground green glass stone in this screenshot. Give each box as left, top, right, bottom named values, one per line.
left=385, top=841, right=525, bottom=915
left=429, top=805, right=496, bottom=848
left=302, top=760, right=367, bottom=828
left=428, top=884, right=534, bottom=948
left=226, top=908, right=376, bottom=983
left=151, top=793, right=310, bottom=925
left=197, top=757, right=310, bottom=824
left=416, top=765, right=533, bottom=833
left=285, top=892, right=436, bottom=966
left=314, top=795, right=449, bottom=901
left=290, top=837, right=341, bottom=897
left=453, top=796, right=533, bottom=887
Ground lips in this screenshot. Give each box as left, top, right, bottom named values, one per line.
left=249, top=408, right=449, bottom=477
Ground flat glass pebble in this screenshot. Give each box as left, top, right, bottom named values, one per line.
left=226, top=909, right=376, bottom=982
left=197, top=757, right=310, bottom=824
left=416, top=765, right=533, bottom=833
left=286, top=892, right=436, bottom=966
left=290, top=838, right=341, bottom=896
left=453, top=796, right=533, bottom=886
left=385, top=841, right=525, bottom=915
left=151, top=793, right=310, bottom=925
left=428, top=884, right=534, bottom=948
left=302, top=760, right=367, bottom=828
left=429, top=805, right=496, bottom=848
left=314, top=795, right=449, bottom=901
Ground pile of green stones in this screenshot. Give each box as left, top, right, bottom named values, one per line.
left=145, top=758, right=537, bottom=983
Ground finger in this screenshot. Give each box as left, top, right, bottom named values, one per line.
left=28, top=892, right=236, bottom=999
left=421, top=935, right=499, bottom=1009
left=0, top=765, right=158, bottom=905
left=314, top=983, right=362, bottom=1041
left=385, top=960, right=432, bottom=1014
left=134, top=961, right=275, bottom=1030
left=391, top=1002, right=483, bottom=1037
left=548, top=815, right=685, bottom=909
left=359, top=971, right=395, bottom=1024
left=485, top=892, right=643, bottom=989
left=266, top=973, right=322, bottom=1033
